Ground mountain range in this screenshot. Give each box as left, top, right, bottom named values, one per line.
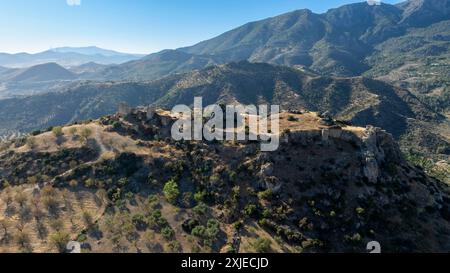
left=0, top=61, right=448, bottom=161
left=87, top=0, right=449, bottom=81
left=0, top=46, right=144, bottom=68
left=77, top=0, right=449, bottom=117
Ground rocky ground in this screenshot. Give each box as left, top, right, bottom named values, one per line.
left=0, top=108, right=449, bottom=253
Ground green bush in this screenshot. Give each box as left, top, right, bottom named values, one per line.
left=51, top=231, right=70, bottom=253
left=52, top=126, right=63, bottom=137
left=117, top=177, right=129, bottom=187
left=244, top=204, right=257, bottom=217
left=84, top=178, right=95, bottom=188
left=191, top=225, right=206, bottom=237
left=161, top=227, right=175, bottom=240
left=191, top=219, right=221, bottom=247
left=193, top=202, right=208, bottom=215
left=194, top=191, right=206, bottom=202
left=132, top=213, right=147, bottom=230
left=205, top=219, right=220, bottom=239
left=262, top=209, right=272, bottom=219
left=356, top=207, right=365, bottom=215
left=82, top=211, right=94, bottom=228
left=147, top=210, right=169, bottom=230
left=257, top=189, right=274, bottom=200
left=163, top=179, right=180, bottom=204
left=80, top=127, right=93, bottom=142
left=253, top=238, right=272, bottom=253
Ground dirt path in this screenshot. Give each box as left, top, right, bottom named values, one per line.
left=94, top=126, right=107, bottom=154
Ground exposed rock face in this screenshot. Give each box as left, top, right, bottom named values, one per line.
left=361, top=126, right=384, bottom=184
left=258, top=162, right=281, bottom=192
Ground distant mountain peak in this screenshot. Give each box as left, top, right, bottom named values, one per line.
left=49, top=46, right=144, bottom=57
left=0, top=46, right=145, bottom=68
left=11, top=62, right=76, bottom=82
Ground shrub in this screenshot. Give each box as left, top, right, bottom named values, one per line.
left=244, top=204, right=257, bottom=217
left=229, top=171, right=237, bottom=182
left=346, top=233, right=362, bottom=243
left=84, top=179, right=95, bottom=188
left=16, top=231, right=31, bottom=250
left=253, top=238, right=272, bottom=253
left=191, top=225, right=206, bottom=238
left=52, top=126, right=63, bottom=137
left=356, top=207, right=365, bottom=215
left=147, top=210, right=168, bottom=230
left=205, top=219, right=220, bottom=239
left=77, top=233, right=88, bottom=242
left=209, top=174, right=220, bottom=184
left=193, top=202, right=208, bottom=215
left=80, top=128, right=93, bottom=142
left=132, top=213, right=147, bottom=230
left=68, top=179, right=78, bottom=188
left=194, top=191, right=206, bottom=203
left=14, top=191, right=28, bottom=208
left=51, top=231, right=70, bottom=253
left=41, top=185, right=56, bottom=197
left=69, top=127, right=77, bottom=135
left=82, top=211, right=94, bottom=228
left=125, top=192, right=134, bottom=200
left=42, top=196, right=59, bottom=214
left=263, top=209, right=272, bottom=219
left=301, top=238, right=324, bottom=249
left=161, top=227, right=175, bottom=240
left=191, top=220, right=221, bottom=246
left=163, top=179, right=180, bottom=204
left=145, top=195, right=159, bottom=211
left=166, top=241, right=182, bottom=253
left=232, top=221, right=243, bottom=230
left=117, top=177, right=129, bottom=187
left=257, top=189, right=274, bottom=200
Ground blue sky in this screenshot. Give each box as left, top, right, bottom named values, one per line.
left=0, top=0, right=402, bottom=54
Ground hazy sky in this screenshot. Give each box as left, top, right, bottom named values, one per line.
left=0, top=0, right=402, bottom=55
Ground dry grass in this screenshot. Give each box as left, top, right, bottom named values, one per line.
left=0, top=185, right=106, bottom=253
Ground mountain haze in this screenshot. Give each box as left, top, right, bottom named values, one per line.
left=10, top=63, right=76, bottom=83
left=0, top=47, right=145, bottom=68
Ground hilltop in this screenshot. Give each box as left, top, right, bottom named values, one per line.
left=0, top=107, right=449, bottom=252
left=9, top=63, right=76, bottom=83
